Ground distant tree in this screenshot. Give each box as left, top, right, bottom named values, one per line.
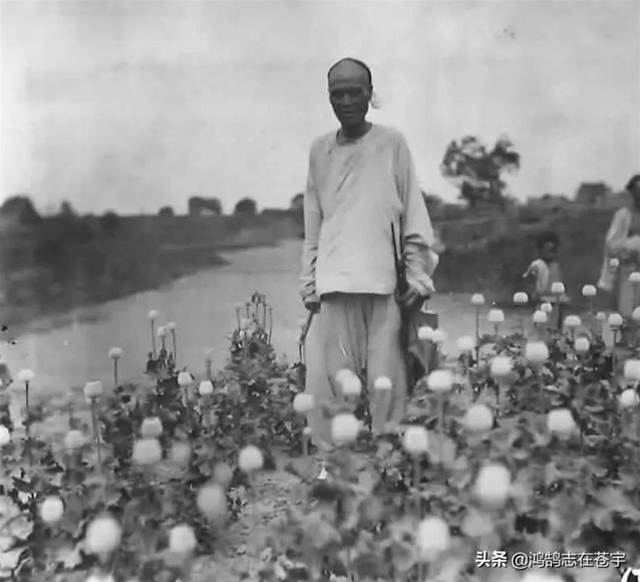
left=59, top=200, right=77, bottom=217
left=234, top=197, right=257, bottom=216
left=158, top=205, right=175, bottom=218
left=0, top=195, right=42, bottom=225
left=440, top=135, right=520, bottom=211
left=100, top=211, right=120, bottom=233
left=290, top=193, right=304, bottom=210
left=188, top=196, right=222, bottom=216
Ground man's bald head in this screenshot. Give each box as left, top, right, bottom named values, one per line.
left=327, top=58, right=372, bottom=89
left=326, top=58, right=373, bottom=132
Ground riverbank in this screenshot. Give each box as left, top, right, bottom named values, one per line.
left=0, top=213, right=300, bottom=337
left=0, top=202, right=616, bottom=339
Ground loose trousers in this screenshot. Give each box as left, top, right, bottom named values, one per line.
left=304, top=292, right=408, bottom=450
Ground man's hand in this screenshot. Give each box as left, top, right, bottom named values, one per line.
left=304, top=298, right=321, bottom=314
left=397, top=285, right=427, bottom=310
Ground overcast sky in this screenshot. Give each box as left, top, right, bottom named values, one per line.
left=1, top=0, right=639, bottom=215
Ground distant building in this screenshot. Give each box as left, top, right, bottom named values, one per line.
left=188, top=196, right=222, bottom=216
left=575, top=182, right=612, bottom=206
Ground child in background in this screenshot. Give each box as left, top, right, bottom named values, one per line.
left=523, top=231, right=568, bottom=305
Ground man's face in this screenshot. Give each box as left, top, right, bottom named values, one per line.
left=328, top=61, right=371, bottom=128
left=541, top=241, right=557, bottom=261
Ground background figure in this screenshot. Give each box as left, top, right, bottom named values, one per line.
left=523, top=231, right=566, bottom=305
left=300, top=58, right=438, bottom=451
left=597, top=174, right=640, bottom=317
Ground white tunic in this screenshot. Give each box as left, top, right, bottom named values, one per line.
left=300, top=124, right=438, bottom=301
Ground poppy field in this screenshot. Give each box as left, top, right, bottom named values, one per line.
left=1, top=283, right=640, bottom=582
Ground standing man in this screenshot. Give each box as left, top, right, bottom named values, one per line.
left=301, top=57, right=439, bottom=449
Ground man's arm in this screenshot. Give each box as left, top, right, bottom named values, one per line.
left=606, top=207, right=630, bottom=256
left=300, top=147, right=322, bottom=310
left=395, top=134, right=439, bottom=299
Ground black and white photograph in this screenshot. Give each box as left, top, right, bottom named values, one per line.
left=0, top=1, right=639, bottom=580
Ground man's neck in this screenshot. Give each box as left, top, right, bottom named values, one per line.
left=338, top=121, right=372, bottom=142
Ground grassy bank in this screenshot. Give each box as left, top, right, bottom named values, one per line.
left=0, top=212, right=301, bottom=333
left=434, top=204, right=613, bottom=307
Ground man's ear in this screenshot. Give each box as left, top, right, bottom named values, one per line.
left=370, top=90, right=381, bottom=109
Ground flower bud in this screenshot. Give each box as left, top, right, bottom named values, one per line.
left=532, top=310, right=548, bottom=324
left=524, top=341, right=549, bottom=364
left=418, top=326, right=434, bottom=341
left=402, top=426, right=429, bottom=455
left=475, top=463, right=511, bottom=507
left=427, top=369, right=454, bottom=393
left=39, top=496, right=64, bottom=524
left=581, top=285, right=597, bottom=297
left=339, top=370, right=362, bottom=397
left=490, top=356, right=512, bottom=378
left=540, top=302, right=553, bottom=314
left=546, top=408, right=575, bottom=436
left=608, top=313, right=623, bottom=328
left=169, top=442, right=191, bottom=466
left=550, top=282, right=565, bottom=295
left=156, top=325, right=167, bottom=338
left=563, top=315, right=581, bottom=328
left=513, top=292, right=528, bottom=304
left=85, top=514, right=122, bottom=555
left=0, top=425, right=10, bottom=446
left=140, top=416, right=163, bottom=439
left=574, top=337, right=590, bottom=353
left=199, top=380, right=214, bottom=396
left=64, top=429, right=85, bottom=450
left=487, top=309, right=504, bottom=324
left=148, top=310, right=159, bottom=320
left=373, top=376, right=392, bottom=391
left=166, top=321, right=176, bottom=331
left=238, top=445, right=264, bottom=472
left=293, top=393, right=315, bottom=413
left=463, top=404, right=493, bottom=432
left=470, top=293, right=485, bottom=306
left=177, top=371, right=193, bottom=387
left=431, top=329, right=446, bottom=344
left=416, top=517, right=451, bottom=560
left=624, top=359, right=640, bottom=381
left=17, top=369, right=35, bottom=383
left=197, top=482, right=227, bottom=521
left=456, top=336, right=475, bottom=353
left=620, top=389, right=640, bottom=409
left=331, top=413, right=360, bottom=446
left=132, top=438, right=162, bottom=465
left=108, top=347, right=123, bottom=360
left=168, top=524, right=197, bottom=555
left=83, top=380, right=103, bottom=400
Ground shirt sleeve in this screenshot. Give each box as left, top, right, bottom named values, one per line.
left=606, top=207, right=630, bottom=255
left=300, top=145, right=322, bottom=302
left=395, top=133, right=439, bottom=296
